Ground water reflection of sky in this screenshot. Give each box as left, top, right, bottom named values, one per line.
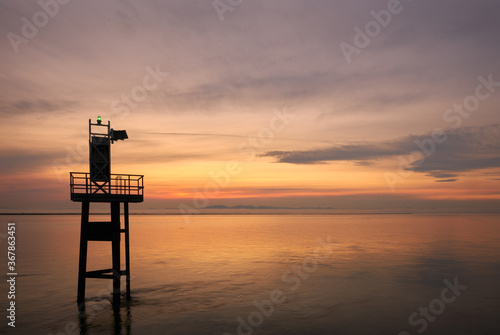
left=6, top=214, right=500, bottom=335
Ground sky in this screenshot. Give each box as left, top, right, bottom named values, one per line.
left=0, top=0, right=499, bottom=212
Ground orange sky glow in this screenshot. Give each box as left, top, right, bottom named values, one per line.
left=1, top=1, right=499, bottom=213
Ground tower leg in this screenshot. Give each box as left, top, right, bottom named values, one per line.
left=111, top=202, right=121, bottom=304
left=77, top=201, right=90, bottom=303
left=124, top=202, right=131, bottom=299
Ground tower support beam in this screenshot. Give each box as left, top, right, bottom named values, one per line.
left=76, top=201, right=132, bottom=305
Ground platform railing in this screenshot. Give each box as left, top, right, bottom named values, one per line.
left=70, top=172, right=144, bottom=196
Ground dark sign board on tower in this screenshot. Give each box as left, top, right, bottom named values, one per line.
left=90, top=136, right=110, bottom=181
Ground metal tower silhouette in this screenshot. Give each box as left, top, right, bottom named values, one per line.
left=70, top=117, right=144, bottom=304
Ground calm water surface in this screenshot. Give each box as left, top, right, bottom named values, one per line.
left=1, top=214, right=500, bottom=335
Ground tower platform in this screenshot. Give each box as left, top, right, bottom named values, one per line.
left=70, top=172, right=144, bottom=202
